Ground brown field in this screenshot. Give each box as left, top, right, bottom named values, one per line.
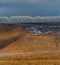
left=0, top=24, right=60, bottom=65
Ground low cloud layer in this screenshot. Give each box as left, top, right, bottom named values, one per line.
left=0, top=16, right=60, bottom=24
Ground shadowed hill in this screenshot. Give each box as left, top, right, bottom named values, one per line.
left=0, top=24, right=30, bottom=50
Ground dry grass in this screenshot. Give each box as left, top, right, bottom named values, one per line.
left=0, top=24, right=60, bottom=65
left=0, top=60, right=60, bottom=65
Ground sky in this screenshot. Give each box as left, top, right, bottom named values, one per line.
left=0, top=0, right=60, bottom=16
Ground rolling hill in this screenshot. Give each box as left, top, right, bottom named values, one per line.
left=0, top=24, right=60, bottom=65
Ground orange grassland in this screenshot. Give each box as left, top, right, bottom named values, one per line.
left=0, top=24, right=60, bottom=65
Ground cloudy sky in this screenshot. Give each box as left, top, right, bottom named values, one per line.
left=0, top=0, right=60, bottom=16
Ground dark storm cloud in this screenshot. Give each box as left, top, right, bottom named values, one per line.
left=0, top=0, right=60, bottom=16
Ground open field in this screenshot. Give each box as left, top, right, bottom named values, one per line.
left=0, top=24, right=60, bottom=65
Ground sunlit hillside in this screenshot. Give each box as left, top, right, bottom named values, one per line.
left=0, top=24, right=60, bottom=65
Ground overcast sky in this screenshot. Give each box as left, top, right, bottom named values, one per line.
left=0, top=0, right=60, bottom=16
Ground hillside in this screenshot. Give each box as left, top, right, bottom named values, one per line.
left=0, top=24, right=60, bottom=65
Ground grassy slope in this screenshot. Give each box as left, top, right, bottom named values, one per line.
left=0, top=24, right=60, bottom=65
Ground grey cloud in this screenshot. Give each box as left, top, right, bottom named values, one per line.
left=0, top=0, right=45, bottom=3
left=0, top=0, right=47, bottom=5
left=0, top=16, right=60, bottom=24
left=0, top=0, right=60, bottom=16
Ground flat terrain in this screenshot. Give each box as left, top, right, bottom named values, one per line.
left=0, top=24, right=60, bottom=65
